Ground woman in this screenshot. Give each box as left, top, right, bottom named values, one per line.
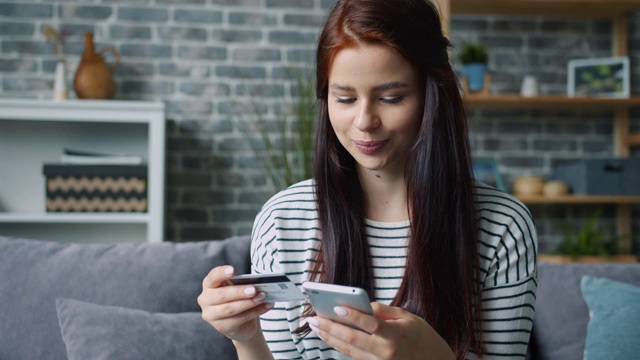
left=198, top=0, right=537, bottom=359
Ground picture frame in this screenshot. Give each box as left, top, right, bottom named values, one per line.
left=472, top=157, right=506, bottom=191
left=567, top=57, right=630, bottom=98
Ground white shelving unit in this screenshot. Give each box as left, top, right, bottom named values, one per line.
left=0, top=99, right=165, bottom=243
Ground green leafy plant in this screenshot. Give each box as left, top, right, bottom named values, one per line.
left=457, top=42, right=488, bottom=64
left=241, top=68, right=316, bottom=192
left=555, top=208, right=624, bottom=259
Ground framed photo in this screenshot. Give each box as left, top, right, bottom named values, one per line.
left=472, top=157, right=505, bottom=191
left=567, top=57, right=630, bottom=98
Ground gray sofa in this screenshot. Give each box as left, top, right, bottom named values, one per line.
left=1, top=234, right=639, bottom=360
left=0, top=235, right=251, bottom=360
left=528, top=261, right=640, bottom=360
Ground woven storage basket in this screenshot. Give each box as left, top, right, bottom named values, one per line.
left=43, top=164, right=147, bottom=212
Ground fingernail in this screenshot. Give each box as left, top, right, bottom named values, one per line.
left=253, top=292, right=265, bottom=302
left=224, top=266, right=234, bottom=275
left=265, top=302, right=275, bottom=309
left=308, top=318, right=321, bottom=338
left=307, top=317, right=320, bottom=327
left=334, top=306, right=348, bottom=317
left=244, top=286, right=256, bottom=296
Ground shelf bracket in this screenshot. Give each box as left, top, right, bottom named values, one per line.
left=613, top=16, right=628, bottom=57
left=617, top=204, right=633, bottom=254
left=436, top=0, right=451, bottom=37
left=614, top=109, right=630, bottom=157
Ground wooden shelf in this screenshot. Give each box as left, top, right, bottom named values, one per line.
left=464, top=94, right=640, bottom=110
left=516, top=195, right=640, bottom=205
left=437, top=0, right=640, bottom=257
left=539, top=254, right=638, bottom=263
left=450, top=0, right=640, bottom=18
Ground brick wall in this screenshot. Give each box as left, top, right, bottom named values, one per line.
left=0, top=1, right=638, bottom=253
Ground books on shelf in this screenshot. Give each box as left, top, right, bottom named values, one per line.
left=59, top=148, right=144, bottom=165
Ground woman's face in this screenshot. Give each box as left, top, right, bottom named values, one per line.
left=327, top=43, right=422, bottom=177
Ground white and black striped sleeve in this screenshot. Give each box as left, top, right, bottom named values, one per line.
left=470, top=183, right=538, bottom=359
left=250, top=180, right=318, bottom=359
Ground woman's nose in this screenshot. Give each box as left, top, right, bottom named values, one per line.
left=354, top=101, right=380, bottom=132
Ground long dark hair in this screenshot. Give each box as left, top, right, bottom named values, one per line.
left=302, top=0, right=482, bottom=357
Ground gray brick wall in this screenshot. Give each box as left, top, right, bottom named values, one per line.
left=0, top=1, right=638, bottom=254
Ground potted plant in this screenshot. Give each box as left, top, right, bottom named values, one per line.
left=457, top=42, right=489, bottom=93
left=540, top=208, right=637, bottom=263
left=241, top=68, right=316, bottom=192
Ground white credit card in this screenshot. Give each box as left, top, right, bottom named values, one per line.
left=229, top=273, right=306, bottom=302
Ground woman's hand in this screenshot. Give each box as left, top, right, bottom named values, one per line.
left=197, top=266, right=275, bottom=341
left=307, top=302, right=455, bottom=360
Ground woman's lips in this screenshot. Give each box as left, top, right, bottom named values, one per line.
left=353, top=140, right=387, bottom=154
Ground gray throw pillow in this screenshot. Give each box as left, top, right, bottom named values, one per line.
left=56, top=298, right=238, bottom=360
left=0, top=235, right=251, bottom=360
left=531, top=262, right=640, bottom=360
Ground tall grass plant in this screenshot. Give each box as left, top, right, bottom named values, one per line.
left=240, top=68, right=316, bottom=192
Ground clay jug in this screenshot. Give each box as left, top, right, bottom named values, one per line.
left=74, top=33, right=120, bottom=99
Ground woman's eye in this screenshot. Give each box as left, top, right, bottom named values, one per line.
left=335, top=97, right=356, bottom=104
left=381, top=96, right=403, bottom=104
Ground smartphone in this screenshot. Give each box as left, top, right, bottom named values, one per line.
left=302, top=281, right=373, bottom=324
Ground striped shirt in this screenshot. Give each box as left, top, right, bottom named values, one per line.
left=251, top=179, right=537, bottom=359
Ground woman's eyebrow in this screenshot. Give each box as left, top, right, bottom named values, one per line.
left=329, top=81, right=409, bottom=91
left=329, top=83, right=354, bottom=91
left=373, top=81, right=409, bottom=91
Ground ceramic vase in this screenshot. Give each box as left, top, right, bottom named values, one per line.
left=73, top=33, right=120, bottom=99
left=520, top=75, right=539, bottom=97
left=53, top=61, right=68, bottom=100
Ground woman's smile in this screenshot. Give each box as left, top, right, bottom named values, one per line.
left=353, top=140, right=388, bottom=154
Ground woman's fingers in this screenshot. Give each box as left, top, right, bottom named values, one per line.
left=198, top=283, right=265, bottom=307
left=202, top=265, right=235, bottom=289
left=198, top=266, right=277, bottom=341
left=322, top=304, right=384, bottom=335
left=199, top=265, right=267, bottom=312
left=199, top=287, right=263, bottom=309
left=202, top=298, right=275, bottom=341
left=370, top=302, right=404, bottom=321
left=318, top=302, right=403, bottom=336
left=308, top=315, right=382, bottom=360
left=310, top=303, right=455, bottom=360
left=307, top=305, right=384, bottom=351
left=307, top=303, right=428, bottom=359
left=213, top=302, right=275, bottom=335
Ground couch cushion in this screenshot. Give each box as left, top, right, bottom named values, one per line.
left=531, top=262, right=640, bottom=360
left=0, top=235, right=251, bottom=360
left=581, top=276, right=640, bottom=360
left=56, top=298, right=238, bottom=360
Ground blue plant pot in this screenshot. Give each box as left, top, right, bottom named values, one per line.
left=462, top=63, right=487, bottom=92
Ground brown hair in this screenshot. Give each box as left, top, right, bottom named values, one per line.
left=303, top=0, right=482, bottom=357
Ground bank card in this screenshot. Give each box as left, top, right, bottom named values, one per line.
left=229, top=273, right=306, bottom=302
